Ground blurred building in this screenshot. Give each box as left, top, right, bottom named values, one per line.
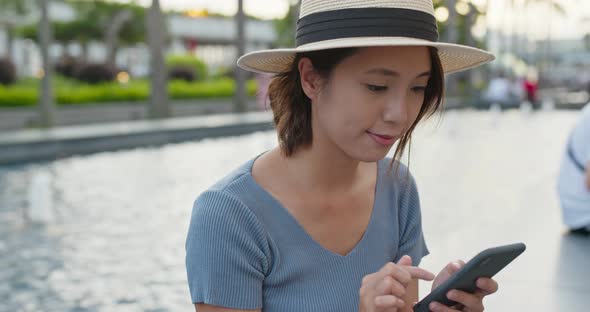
left=535, top=38, right=590, bottom=88
left=0, top=1, right=277, bottom=77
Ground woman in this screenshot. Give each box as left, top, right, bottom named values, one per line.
left=186, top=1, right=499, bottom=311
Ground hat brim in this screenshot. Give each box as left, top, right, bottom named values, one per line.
left=238, top=37, right=495, bottom=75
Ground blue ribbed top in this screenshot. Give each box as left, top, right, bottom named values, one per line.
left=185, top=156, right=429, bottom=311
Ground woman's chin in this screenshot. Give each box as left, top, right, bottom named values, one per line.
left=346, top=147, right=391, bottom=163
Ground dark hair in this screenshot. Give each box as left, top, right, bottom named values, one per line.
left=267, top=47, right=445, bottom=168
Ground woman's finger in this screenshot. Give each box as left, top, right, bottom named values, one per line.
left=401, top=265, right=436, bottom=281
left=398, top=255, right=436, bottom=281
left=374, top=295, right=406, bottom=309
left=476, top=278, right=499, bottom=295
left=373, top=262, right=412, bottom=286
left=428, top=302, right=462, bottom=312
left=375, top=276, right=407, bottom=298
left=447, top=290, right=484, bottom=311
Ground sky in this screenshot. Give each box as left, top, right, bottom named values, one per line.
left=131, top=0, right=590, bottom=40
left=135, top=0, right=290, bottom=20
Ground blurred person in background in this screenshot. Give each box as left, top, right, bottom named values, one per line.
left=185, top=1, right=500, bottom=311
left=483, top=71, right=520, bottom=110
left=523, top=70, right=540, bottom=110
left=557, top=103, right=590, bottom=235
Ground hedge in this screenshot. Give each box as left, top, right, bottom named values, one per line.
left=166, top=55, right=208, bottom=81
left=0, top=78, right=258, bottom=107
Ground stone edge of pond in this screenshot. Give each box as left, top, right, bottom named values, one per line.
left=0, top=112, right=274, bottom=165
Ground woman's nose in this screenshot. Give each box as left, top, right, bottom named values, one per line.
left=382, top=93, right=409, bottom=127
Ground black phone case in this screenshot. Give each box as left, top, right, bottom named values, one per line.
left=413, top=242, right=526, bottom=312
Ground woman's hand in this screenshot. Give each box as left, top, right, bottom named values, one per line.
left=428, top=261, right=499, bottom=312
left=359, top=255, right=435, bottom=312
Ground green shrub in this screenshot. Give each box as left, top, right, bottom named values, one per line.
left=56, top=81, right=148, bottom=104
left=0, top=78, right=258, bottom=107
left=168, top=79, right=258, bottom=99
left=246, top=80, right=258, bottom=96
left=169, top=79, right=233, bottom=99
left=0, top=86, right=37, bottom=107
left=166, top=54, right=208, bottom=81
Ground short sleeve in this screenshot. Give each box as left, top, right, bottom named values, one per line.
left=393, top=170, right=429, bottom=266
left=185, top=190, right=269, bottom=309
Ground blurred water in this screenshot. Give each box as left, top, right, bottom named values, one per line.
left=0, top=109, right=587, bottom=311
left=0, top=132, right=277, bottom=312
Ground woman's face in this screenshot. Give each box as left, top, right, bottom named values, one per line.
left=306, top=46, right=432, bottom=162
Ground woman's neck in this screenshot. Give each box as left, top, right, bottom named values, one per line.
left=276, top=142, right=374, bottom=194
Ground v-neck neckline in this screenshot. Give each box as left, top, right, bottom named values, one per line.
left=247, top=155, right=383, bottom=259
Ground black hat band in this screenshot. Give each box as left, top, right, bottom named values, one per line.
left=296, top=8, right=439, bottom=47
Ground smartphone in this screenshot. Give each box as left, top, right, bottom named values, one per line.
left=413, top=242, right=526, bottom=312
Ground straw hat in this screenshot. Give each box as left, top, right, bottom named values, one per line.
left=238, top=0, right=494, bottom=75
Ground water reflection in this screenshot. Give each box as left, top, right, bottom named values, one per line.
left=0, top=133, right=277, bottom=311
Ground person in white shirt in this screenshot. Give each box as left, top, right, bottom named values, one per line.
left=557, top=104, right=590, bottom=234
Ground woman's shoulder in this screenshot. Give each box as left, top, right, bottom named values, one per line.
left=192, top=158, right=259, bottom=219
left=207, top=158, right=255, bottom=193
left=379, top=158, right=416, bottom=189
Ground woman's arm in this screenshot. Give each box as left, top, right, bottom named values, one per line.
left=195, top=304, right=261, bottom=312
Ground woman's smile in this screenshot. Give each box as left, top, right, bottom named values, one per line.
left=366, top=130, right=397, bottom=146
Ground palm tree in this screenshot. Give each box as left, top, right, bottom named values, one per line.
left=146, top=0, right=169, bottom=118
left=2, top=0, right=55, bottom=127
left=274, top=0, right=299, bottom=48
left=291, top=0, right=300, bottom=36
left=0, top=0, right=29, bottom=59
left=234, top=0, right=247, bottom=113
left=446, top=0, right=459, bottom=44
left=105, top=9, right=133, bottom=68
left=445, top=0, right=459, bottom=97
left=38, top=0, right=55, bottom=127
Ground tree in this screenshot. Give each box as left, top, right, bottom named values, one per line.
left=444, top=0, right=459, bottom=97
left=18, top=20, right=101, bottom=59
left=146, top=0, right=169, bottom=118
left=274, top=0, right=299, bottom=48
left=446, top=0, right=459, bottom=43
left=67, top=0, right=147, bottom=65
left=0, top=0, right=32, bottom=59
left=234, top=0, right=247, bottom=112
left=38, top=0, right=55, bottom=127
left=18, top=1, right=147, bottom=64
left=104, top=9, right=133, bottom=67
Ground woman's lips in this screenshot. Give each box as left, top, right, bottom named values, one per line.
left=366, top=131, right=396, bottom=146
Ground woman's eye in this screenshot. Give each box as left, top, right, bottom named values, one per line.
left=412, top=86, right=427, bottom=93
left=366, top=84, right=388, bottom=92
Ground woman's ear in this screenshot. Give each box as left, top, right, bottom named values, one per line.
left=298, top=58, right=322, bottom=101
